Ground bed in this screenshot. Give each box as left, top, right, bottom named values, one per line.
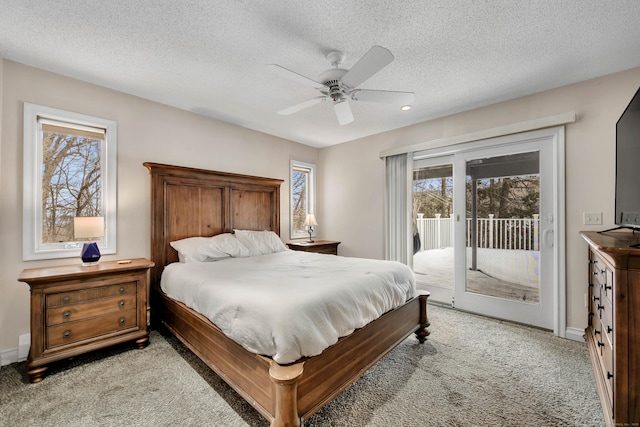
left=144, top=162, right=430, bottom=427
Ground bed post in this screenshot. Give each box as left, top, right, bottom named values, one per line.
left=415, top=291, right=431, bottom=343
left=269, top=361, right=305, bottom=427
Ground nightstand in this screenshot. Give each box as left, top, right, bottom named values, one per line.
left=287, top=240, right=341, bottom=255
left=18, top=258, right=154, bottom=383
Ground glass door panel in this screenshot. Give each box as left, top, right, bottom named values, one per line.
left=412, top=157, right=454, bottom=304
left=464, top=151, right=541, bottom=304
left=453, top=140, right=554, bottom=330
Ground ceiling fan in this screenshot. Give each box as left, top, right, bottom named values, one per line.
left=269, top=46, right=414, bottom=125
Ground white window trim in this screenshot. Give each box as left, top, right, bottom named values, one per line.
left=23, top=103, right=117, bottom=261
left=290, top=160, right=316, bottom=239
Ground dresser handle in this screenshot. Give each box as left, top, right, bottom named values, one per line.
left=593, top=295, right=600, bottom=302
left=597, top=304, right=604, bottom=311
left=607, top=326, right=613, bottom=334
left=119, top=287, right=125, bottom=293
left=604, top=284, right=612, bottom=291
left=63, top=296, right=70, bottom=303
left=597, top=341, right=605, bottom=348
left=607, top=372, right=613, bottom=380
left=63, top=311, right=71, bottom=319
left=63, top=330, right=71, bottom=338
left=594, top=329, right=601, bottom=335
left=119, top=300, right=125, bottom=307
left=119, top=317, right=126, bottom=325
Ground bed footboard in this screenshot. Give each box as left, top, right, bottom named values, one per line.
left=155, top=285, right=429, bottom=427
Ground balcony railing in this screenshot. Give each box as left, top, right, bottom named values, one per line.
left=415, top=213, right=540, bottom=252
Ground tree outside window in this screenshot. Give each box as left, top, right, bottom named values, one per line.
left=41, top=121, right=103, bottom=244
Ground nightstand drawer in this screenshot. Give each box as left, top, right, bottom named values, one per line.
left=47, top=308, right=138, bottom=348
left=46, top=293, right=137, bottom=326
left=46, top=282, right=136, bottom=307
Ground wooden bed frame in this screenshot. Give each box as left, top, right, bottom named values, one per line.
left=144, top=162, right=430, bottom=427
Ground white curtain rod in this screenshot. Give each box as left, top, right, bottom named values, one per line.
left=379, top=112, right=576, bottom=159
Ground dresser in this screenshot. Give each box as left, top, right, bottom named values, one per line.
left=580, top=231, right=640, bottom=425
left=287, top=240, right=341, bottom=255
left=18, top=258, right=154, bottom=383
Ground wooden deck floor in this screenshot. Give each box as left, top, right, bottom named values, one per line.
left=414, top=249, right=540, bottom=305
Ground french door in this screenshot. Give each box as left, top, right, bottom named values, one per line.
left=412, top=128, right=564, bottom=332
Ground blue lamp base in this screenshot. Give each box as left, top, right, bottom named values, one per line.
left=81, top=242, right=101, bottom=266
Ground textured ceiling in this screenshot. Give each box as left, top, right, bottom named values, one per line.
left=2, top=1, right=640, bottom=148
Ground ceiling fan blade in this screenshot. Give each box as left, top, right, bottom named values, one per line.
left=268, top=64, right=321, bottom=88
left=341, top=46, right=394, bottom=89
left=334, top=100, right=354, bottom=125
left=351, top=89, right=414, bottom=105
left=277, top=96, right=325, bottom=115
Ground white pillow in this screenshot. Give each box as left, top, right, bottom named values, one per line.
left=170, top=233, right=249, bottom=262
left=209, top=233, right=250, bottom=258
left=233, top=229, right=288, bottom=256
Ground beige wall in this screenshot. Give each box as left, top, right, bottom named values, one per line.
left=0, top=60, right=318, bottom=355
left=318, top=67, right=640, bottom=332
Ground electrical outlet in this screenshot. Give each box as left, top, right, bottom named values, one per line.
left=583, top=212, right=602, bottom=225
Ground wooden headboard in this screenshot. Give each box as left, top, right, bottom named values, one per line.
left=144, top=162, right=284, bottom=286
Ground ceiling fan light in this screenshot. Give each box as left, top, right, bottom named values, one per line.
left=401, top=105, right=412, bottom=111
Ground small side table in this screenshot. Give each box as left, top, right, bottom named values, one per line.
left=18, top=258, right=154, bottom=382
left=287, top=240, right=341, bottom=255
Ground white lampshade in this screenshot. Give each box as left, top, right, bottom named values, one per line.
left=74, top=217, right=104, bottom=239
left=304, top=214, right=318, bottom=227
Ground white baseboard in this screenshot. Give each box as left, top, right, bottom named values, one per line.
left=565, top=327, right=585, bottom=343
left=1, top=347, right=20, bottom=367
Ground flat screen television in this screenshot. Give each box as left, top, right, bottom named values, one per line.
left=614, top=85, right=640, bottom=230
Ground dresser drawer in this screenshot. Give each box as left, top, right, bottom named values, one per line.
left=592, top=255, right=607, bottom=289
left=601, top=337, right=614, bottom=396
left=46, top=282, right=136, bottom=308
left=46, top=293, right=137, bottom=326
left=600, top=292, right=613, bottom=346
left=46, top=308, right=138, bottom=348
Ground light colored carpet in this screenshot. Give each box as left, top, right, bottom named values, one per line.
left=0, top=304, right=603, bottom=426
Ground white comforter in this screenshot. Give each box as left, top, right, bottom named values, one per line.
left=160, top=250, right=415, bottom=364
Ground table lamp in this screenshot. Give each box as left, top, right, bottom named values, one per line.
left=74, top=216, right=104, bottom=266
left=304, top=214, right=318, bottom=243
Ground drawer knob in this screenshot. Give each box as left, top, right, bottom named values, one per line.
left=119, top=317, right=126, bottom=325
left=607, top=326, right=613, bottom=334
left=63, top=330, right=71, bottom=338
left=63, top=311, right=71, bottom=319
left=604, top=284, right=612, bottom=291
left=597, top=304, right=604, bottom=311
left=63, top=296, right=70, bottom=303
left=593, top=295, right=600, bottom=302
left=607, top=372, right=613, bottom=380
left=119, top=300, right=125, bottom=307
left=597, top=341, right=605, bottom=348
left=119, top=287, right=125, bottom=293
left=594, top=329, right=601, bottom=335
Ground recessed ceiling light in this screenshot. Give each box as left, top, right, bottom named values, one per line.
left=400, top=105, right=412, bottom=111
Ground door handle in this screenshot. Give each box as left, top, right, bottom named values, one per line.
left=543, top=229, right=554, bottom=247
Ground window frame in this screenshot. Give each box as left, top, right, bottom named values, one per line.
left=23, top=103, right=117, bottom=261
left=290, top=160, right=316, bottom=239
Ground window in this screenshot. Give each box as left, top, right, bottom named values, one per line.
left=23, top=103, right=117, bottom=260
left=290, top=160, right=316, bottom=239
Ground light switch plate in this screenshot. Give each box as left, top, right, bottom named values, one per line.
left=583, top=212, right=602, bottom=225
